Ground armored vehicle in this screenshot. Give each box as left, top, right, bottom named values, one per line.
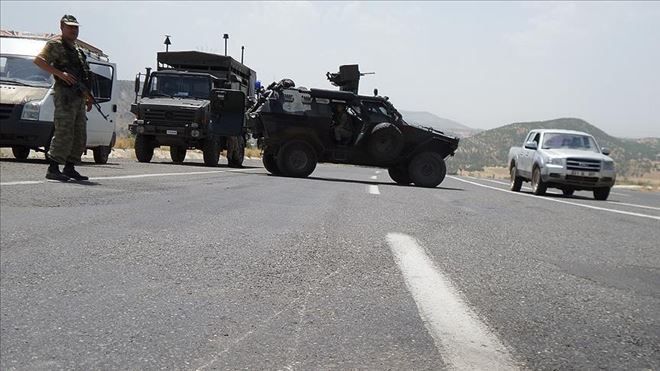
left=247, top=65, right=460, bottom=187
left=129, top=51, right=256, bottom=167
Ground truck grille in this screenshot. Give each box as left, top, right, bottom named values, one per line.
left=566, top=158, right=601, bottom=172
left=143, top=108, right=197, bottom=127
left=0, top=104, right=16, bottom=120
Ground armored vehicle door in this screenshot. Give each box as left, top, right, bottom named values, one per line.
left=209, top=89, right=245, bottom=137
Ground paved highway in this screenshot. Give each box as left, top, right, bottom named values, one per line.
left=1, top=157, right=658, bottom=370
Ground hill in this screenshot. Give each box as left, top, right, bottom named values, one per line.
left=446, top=118, right=659, bottom=177
left=400, top=110, right=478, bottom=138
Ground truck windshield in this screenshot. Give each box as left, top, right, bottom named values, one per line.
left=0, top=55, right=54, bottom=88
left=148, top=74, right=211, bottom=99
left=542, top=133, right=600, bottom=153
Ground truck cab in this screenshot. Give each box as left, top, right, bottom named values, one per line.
left=0, top=30, right=118, bottom=163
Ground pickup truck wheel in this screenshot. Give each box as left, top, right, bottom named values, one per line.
left=11, top=146, right=30, bottom=160
left=510, top=165, right=523, bottom=192
left=531, top=166, right=547, bottom=195
left=262, top=152, right=281, bottom=175
left=203, top=136, right=220, bottom=167
left=388, top=165, right=411, bottom=185
left=562, top=188, right=575, bottom=197
left=170, top=145, right=187, bottom=163
left=408, top=152, right=446, bottom=188
left=134, top=134, right=154, bottom=163
left=277, top=141, right=317, bottom=178
left=593, top=187, right=610, bottom=201
left=93, top=146, right=111, bottom=164
left=227, top=136, right=245, bottom=168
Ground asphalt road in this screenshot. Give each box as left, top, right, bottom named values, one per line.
left=1, top=157, right=659, bottom=370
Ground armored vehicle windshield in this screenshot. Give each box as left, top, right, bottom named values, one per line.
left=146, top=72, right=213, bottom=99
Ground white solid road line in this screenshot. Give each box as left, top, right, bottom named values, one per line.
left=368, top=185, right=380, bottom=195
left=387, top=233, right=518, bottom=371
left=607, top=201, right=660, bottom=211
left=449, top=176, right=660, bottom=221
left=0, top=168, right=262, bottom=186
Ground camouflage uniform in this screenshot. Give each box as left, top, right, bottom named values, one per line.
left=37, top=37, right=91, bottom=165
left=333, top=109, right=353, bottom=143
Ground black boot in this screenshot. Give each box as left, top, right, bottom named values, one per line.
left=63, top=163, right=89, bottom=181
left=45, top=160, right=69, bottom=182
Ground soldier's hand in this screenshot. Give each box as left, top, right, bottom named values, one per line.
left=85, top=99, right=93, bottom=112
left=59, top=71, right=77, bottom=86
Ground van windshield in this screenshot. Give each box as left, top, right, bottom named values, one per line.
left=0, top=55, right=53, bottom=88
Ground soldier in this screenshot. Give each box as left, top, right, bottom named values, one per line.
left=333, top=103, right=353, bottom=145
left=34, top=14, right=93, bottom=181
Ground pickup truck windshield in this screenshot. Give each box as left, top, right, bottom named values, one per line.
left=148, top=74, right=211, bottom=99
left=542, top=133, right=600, bottom=153
left=0, top=55, right=53, bottom=88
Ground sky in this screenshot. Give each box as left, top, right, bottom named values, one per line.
left=1, top=1, right=659, bottom=138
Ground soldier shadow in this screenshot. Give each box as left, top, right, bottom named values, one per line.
left=0, top=157, right=49, bottom=164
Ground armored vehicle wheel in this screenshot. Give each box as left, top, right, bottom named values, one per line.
left=170, top=145, right=187, bottom=163
left=134, top=134, right=154, bottom=163
left=367, top=123, right=404, bottom=163
left=227, top=136, right=245, bottom=168
left=93, top=146, right=111, bottom=164
left=203, top=136, right=220, bottom=167
left=408, top=152, right=446, bottom=188
left=277, top=141, right=317, bottom=178
left=262, top=152, right=280, bottom=175
left=11, top=146, right=30, bottom=160
left=388, top=165, right=411, bottom=185
left=510, top=164, right=523, bottom=192
left=562, top=188, right=574, bottom=196
left=593, top=187, right=610, bottom=201
left=531, top=166, right=547, bottom=195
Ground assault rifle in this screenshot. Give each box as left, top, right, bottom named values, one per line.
left=64, top=69, right=110, bottom=121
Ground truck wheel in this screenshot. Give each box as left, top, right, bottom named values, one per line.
left=93, top=146, right=111, bottom=164
left=134, top=134, right=154, bottom=163
left=531, top=166, right=547, bottom=195
left=262, top=152, right=280, bottom=175
left=11, top=146, right=30, bottom=160
left=593, top=187, right=610, bottom=201
left=170, top=145, right=187, bottom=163
left=203, top=136, right=220, bottom=167
left=510, top=164, right=523, bottom=192
left=388, top=165, right=411, bottom=185
left=408, top=152, right=446, bottom=188
left=562, top=188, right=575, bottom=197
left=227, top=136, right=245, bottom=168
left=367, top=123, right=404, bottom=163
left=277, top=141, right=317, bottom=178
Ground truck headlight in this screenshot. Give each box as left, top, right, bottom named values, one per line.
left=548, top=157, right=564, bottom=166
left=21, top=100, right=41, bottom=121
left=603, top=161, right=615, bottom=171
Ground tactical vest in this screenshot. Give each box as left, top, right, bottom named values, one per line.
left=53, top=41, right=91, bottom=94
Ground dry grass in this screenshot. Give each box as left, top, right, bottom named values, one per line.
left=114, top=136, right=135, bottom=149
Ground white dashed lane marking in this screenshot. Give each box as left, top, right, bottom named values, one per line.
left=368, top=185, right=380, bottom=195
left=387, top=233, right=518, bottom=370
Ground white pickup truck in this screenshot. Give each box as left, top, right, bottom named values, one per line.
left=507, top=129, right=616, bottom=200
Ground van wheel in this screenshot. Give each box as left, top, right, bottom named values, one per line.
left=227, top=136, right=245, bottom=168
left=203, top=136, right=220, bottom=167
left=388, top=165, right=411, bottom=185
left=134, top=134, right=154, bottom=163
left=93, top=146, right=111, bottom=164
left=170, top=145, right=187, bottom=163
left=408, top=152, right=446, bottom=188
left=277, top=141, right=317, bottom=178
left=11, top=146, right=30, bottom=160
left=593, top=187, right=610, bottom=201
left=367, top=123, right=404, bottom=162
left=262, top=152, right=280, bottom=175
left=510, top=164, right=523, bottom=192
left=531, top=166, right=547, bottom=195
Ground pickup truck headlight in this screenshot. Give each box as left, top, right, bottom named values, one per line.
left=547, top=157, right=564, bottom=166
left=21, top=100, right=41, bottom=121
left=603, top=161, right=615, bottom=171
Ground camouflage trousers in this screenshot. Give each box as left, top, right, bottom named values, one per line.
left=48, top=91, right=87, bottom=164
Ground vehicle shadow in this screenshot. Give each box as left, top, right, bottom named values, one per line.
left=147, top=160, right=262, bottom=170
left=520, top=190, right=595, bottom=201
left=289, top=175, right=465, bottom=191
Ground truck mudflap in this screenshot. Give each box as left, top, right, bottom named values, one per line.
left=209, top=89, right=245, bottom=137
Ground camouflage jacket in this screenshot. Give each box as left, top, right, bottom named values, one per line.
left=37, top=37, right=91, bottom=95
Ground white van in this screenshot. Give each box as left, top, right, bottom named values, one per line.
left=0, top=30, right=117, bottom=163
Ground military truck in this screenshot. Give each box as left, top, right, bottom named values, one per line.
left=129, top=51, right=256, bottom=167
left=247, top=65, right=460, bottom=187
